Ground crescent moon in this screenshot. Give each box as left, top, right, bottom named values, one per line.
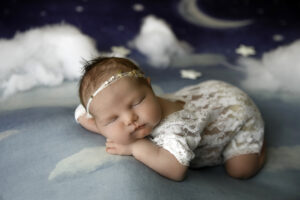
left=178, top=0, right=253, bottom=29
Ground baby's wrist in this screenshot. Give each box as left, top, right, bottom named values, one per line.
left=131, top=139, right=148, bottom=157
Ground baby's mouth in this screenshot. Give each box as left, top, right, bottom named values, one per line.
left=134, top=124, right=146, bottom=132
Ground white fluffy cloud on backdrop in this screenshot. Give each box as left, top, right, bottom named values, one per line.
left=130, top=15, right=192, bottom=67
left=131, top=15, right=300, bottom=101
left=238, top=40, right=300, bottom=100
left=1, top=16, right=300, bottom=102
left=0, top=24, right=98, bottom=98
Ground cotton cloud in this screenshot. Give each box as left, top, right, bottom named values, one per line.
left=0, top=24, right=99, bottom=98
left=130, top=15, right=229, bottom=68
left=130, top=15, right=192, bottom=67
left=238, top=40, right=300, bottom=100
left=48, top=146, right=127, bottom=181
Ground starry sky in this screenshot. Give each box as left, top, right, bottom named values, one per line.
left=1, top=0, right=300, bottom=57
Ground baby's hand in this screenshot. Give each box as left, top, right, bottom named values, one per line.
left=105, top=139, right=134, bottom=156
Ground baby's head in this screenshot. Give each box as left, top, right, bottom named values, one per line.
left=79, top=57, right=163, bottom=144
left=79, top=57, right=143, bottom=107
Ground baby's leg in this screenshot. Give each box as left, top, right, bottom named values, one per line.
left=224, top=141, right=266, bottom=179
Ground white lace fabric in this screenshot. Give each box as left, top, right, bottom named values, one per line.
left=150, top=80, right=264, bottom=167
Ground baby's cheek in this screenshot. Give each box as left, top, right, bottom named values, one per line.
left=148, top=108, right=162, bottom=125
left=111, top=126, right=127, bottom=140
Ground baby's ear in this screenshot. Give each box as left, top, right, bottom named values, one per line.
left=79, top=115, right=102, bottom=134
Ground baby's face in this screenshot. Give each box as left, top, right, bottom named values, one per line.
left=89, top=78, right=162, bottom=144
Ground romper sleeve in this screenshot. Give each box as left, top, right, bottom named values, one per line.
left=150, top=109, right=207, bottom=166
left=151, top=132, right=195, bottom=166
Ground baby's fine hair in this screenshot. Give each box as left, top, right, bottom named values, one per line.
left=79, top=57, right=145, bottom=107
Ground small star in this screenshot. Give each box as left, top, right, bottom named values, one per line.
left=273, top=34, right=284, bottom=42
left=117, top=25, right=125, bottom=31
left=235, top=44, right=256, bottom=57
left=40, top=10, right=47, bottom=17
left=111, top=46, right=131, bottom=57
left=75, top=6, right=84, bottom=13
left=180, top=70, right=202, bottom=80
left=133, top=4, right=144, bottom=12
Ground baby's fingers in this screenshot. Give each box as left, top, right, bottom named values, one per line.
left=106, top=146, right=118, bottom=155
left=105, top=139, right=117, bottom=153
left=106, top=139, right=114, bottom=146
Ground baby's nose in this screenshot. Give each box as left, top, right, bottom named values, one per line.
left=124, top=111, right=138, bottom=126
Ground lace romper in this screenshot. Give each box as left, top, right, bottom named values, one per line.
left=150, top=80, right=264, bottom=167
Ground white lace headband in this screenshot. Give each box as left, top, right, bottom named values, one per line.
left=86, top=70, right=146, bottom=116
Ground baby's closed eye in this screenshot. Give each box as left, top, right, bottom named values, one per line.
left=105, top=116, right=118, bottom=126
left=132, top=95, right=146, bottom=107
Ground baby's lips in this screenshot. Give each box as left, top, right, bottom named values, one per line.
left=135, top=124, right=148, bottom=133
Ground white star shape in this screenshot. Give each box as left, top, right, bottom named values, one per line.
left=75, top=6, right=84, bottom=13
left=180, top=69, right=202, bottom=80
left=273, top=34, right=284, bottom=42
left=235, top=44, right=256, bottom=57
left=111, top=46, right=131, bottom=57
left=133, top=4, right=144, bottom=12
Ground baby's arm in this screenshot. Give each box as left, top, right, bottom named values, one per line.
left=106, top=138, right=187, bottom=181
left=133, top=139, right=188, bottom=181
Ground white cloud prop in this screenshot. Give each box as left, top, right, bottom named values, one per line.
left=131, top=15, right=192, bottom=67
left=0, top=24, right=99, bottom=98
left=239, top=40, right=300, bottom=99
left=48, top=146, right=126, bottom=181
left=131, top=15, right=229, bottom=69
